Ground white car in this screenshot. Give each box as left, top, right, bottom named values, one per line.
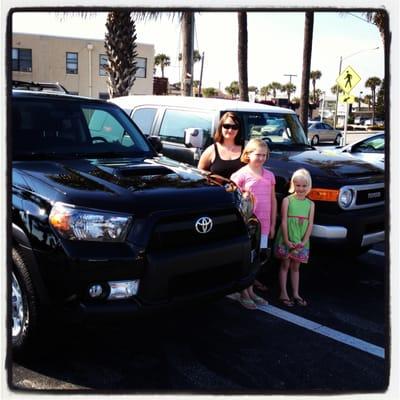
left=308, top=121, right=342, bottom=145
left=338, top=132, right=385, bottom=170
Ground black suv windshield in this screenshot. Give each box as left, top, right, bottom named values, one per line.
left=236, top=111, right=310, bottom=148
left=12, top=95, right=152, bottom=159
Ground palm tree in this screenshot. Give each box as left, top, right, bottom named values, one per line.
left=310, top=70, right=321, bottom=103
left=238, top=12, right=249, bottom=102
left=268, top=82, right=282, bottom=101
left=104, top=11, right=138, bottom=98
left=282, top=83, right=296, bottom=104
left=260, top=86, right=270, bottom=100
left=133, top=11, right=195, bottom=96
left=364, top=11, right=386, bottom=44
left=180, top=12, right=195, bottom=96
left=299, top=12, right=314, bottom=130
left=154, top=53, right=171, bottom=78
left=364, top=94, right=372, bottom=110
left=331, top=84, right=344, bottom=95
left=225, top=81, right=239, bottom=99
left=365, top=76, right=382, bottom=124
left=178, top=49, right=202, bottom=63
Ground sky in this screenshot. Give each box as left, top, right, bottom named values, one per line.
left=12, top=11, right=384, bottom=99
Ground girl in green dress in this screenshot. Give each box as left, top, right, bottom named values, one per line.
left=274, top=169, right=315, bottom=307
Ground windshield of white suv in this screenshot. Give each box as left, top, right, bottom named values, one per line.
left=236, top=111, right=310, bottom=147
left=12, top=96, right=152, bottom=159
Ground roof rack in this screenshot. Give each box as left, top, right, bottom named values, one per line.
left=12, top=80, right=69, bottom=94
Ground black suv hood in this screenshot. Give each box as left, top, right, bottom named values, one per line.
left=269, top=148, right=383, bottom=184
left=13, top=156, right=233, bottom=213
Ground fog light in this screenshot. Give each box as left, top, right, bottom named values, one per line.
left=108, top=280, right=139, bottom=300
left=89, top=284, right=103, bottom=298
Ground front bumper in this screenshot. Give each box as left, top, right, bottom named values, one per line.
left=43, top=235, right=258, bottom=321
left=311, top=205, right=385, bottom=249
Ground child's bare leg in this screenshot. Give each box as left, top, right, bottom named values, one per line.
left=290, top=260, right=301, bottom=299
left=279, top=258, right=291, bottom=300
left=290, top=261, right=307, bottom=305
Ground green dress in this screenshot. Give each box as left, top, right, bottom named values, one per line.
left=274, top=194, right=312, bottom=263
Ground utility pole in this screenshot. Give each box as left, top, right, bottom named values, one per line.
left=198, top=51, right=205, bottom=97
left=284, top=74, right=297, bottom=104
left=284, top=74, right=297, bottom=84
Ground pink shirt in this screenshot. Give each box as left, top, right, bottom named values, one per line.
left=231, top=166, right=276, bottom=234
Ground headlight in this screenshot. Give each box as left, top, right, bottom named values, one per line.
left=49, top=202, right=132, bottom=242
left=338, top=188, right=354, bottom=208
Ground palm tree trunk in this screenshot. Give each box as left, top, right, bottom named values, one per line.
left=181, top=12, right=194, bottom=96
left=238, top=12, right=249, bottom=102
left=299, top=12, right=314, bottom=133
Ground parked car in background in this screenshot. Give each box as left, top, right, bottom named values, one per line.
left=307, top=121, right=342, bottom=145
left=110, top=95, right=385, bottom=257
left=354, top=116, right=369, bottom=125
left=364, top=118, right=384, bottom=127
left=336, top=132, right=385, bottom=170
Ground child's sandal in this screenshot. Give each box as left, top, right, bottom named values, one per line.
left=279, top=298, right=294, bottom=307
left=293, top=297, right=308, bottom=306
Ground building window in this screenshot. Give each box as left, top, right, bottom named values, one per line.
left=99, top=92, right=109, bottom=100
left=99, top=54, right=108, bottom=76
left=66, top=52, right=78, bottom=74
left=136, top=57, right=147, bottom=78
left=12, top=48, right=32, bottom=72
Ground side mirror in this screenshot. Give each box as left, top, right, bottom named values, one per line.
left=184, top=128, right=204, bottom=148
left=147, top=136, right=163, bottom=153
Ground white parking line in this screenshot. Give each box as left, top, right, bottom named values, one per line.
left=257, top=304, right=385, bottom=359
left=368, top=249, right=385, bottom=257
left=226, top=295, right=385, bottom=359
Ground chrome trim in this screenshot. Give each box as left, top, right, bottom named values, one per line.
left=338, top=183, right=384, bottom=210
left=311, top=224, right=347, bottom=239
left=361, top=231, right=385, bottom=246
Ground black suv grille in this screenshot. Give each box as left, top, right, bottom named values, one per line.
left=149, top=209, right=246, bottom=251
left=356, top=187, right=385, bottom=206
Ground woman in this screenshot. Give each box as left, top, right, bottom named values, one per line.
left=197, top=112, right=245, bottom=179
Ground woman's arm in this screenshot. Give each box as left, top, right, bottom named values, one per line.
left=269, top=184, right=277, bottom=239
left=301, top=201, right=315, bottom=246
left=197, top=145, right=214, bottom=171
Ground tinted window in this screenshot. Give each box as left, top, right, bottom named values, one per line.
left=159, top=109, right=212, bottom=144
left=12, top=97, right=150, bottom=158
left=239, top=111, right=308, bottom=145
left=132, top=107, right=157, bottom=135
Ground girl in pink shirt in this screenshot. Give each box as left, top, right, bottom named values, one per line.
left=231, top=139, right=277, bottom=310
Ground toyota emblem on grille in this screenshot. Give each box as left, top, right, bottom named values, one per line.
left=195, top=216, right=213, bottom=234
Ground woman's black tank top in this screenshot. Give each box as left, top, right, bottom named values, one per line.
left=209, top=143, right=245, bottom=179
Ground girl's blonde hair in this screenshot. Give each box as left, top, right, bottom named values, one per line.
left=240, top=138, right=270, bottom=163
left=289, top=168, right=312, bottom=195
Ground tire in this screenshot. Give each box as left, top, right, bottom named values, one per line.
left=311, top=135, right=319, bottom=145
left=11, top=248, right=39, bottom=356
left=334, top=134, right=342, bottom=145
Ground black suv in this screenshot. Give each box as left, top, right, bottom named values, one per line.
left=10, top=88, right=260, bottom=353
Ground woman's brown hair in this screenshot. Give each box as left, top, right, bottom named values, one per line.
left=213, top=112, right=243, bottom=145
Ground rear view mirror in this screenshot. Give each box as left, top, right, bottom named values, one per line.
left=184, top=128, right=204, bottom=148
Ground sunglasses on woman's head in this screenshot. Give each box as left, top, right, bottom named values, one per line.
left=222, top=124, right=239, bottom=130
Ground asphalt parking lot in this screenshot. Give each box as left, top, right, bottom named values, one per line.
left=9, top=243, right=388, bottom=394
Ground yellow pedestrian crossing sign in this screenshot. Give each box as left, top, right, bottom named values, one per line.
left=336, top=65, right=361, bottom=94
left=339, top=94, right=355, bottom=104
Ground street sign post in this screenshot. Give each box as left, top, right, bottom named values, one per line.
left=336, top=65, right=361, bottom=145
